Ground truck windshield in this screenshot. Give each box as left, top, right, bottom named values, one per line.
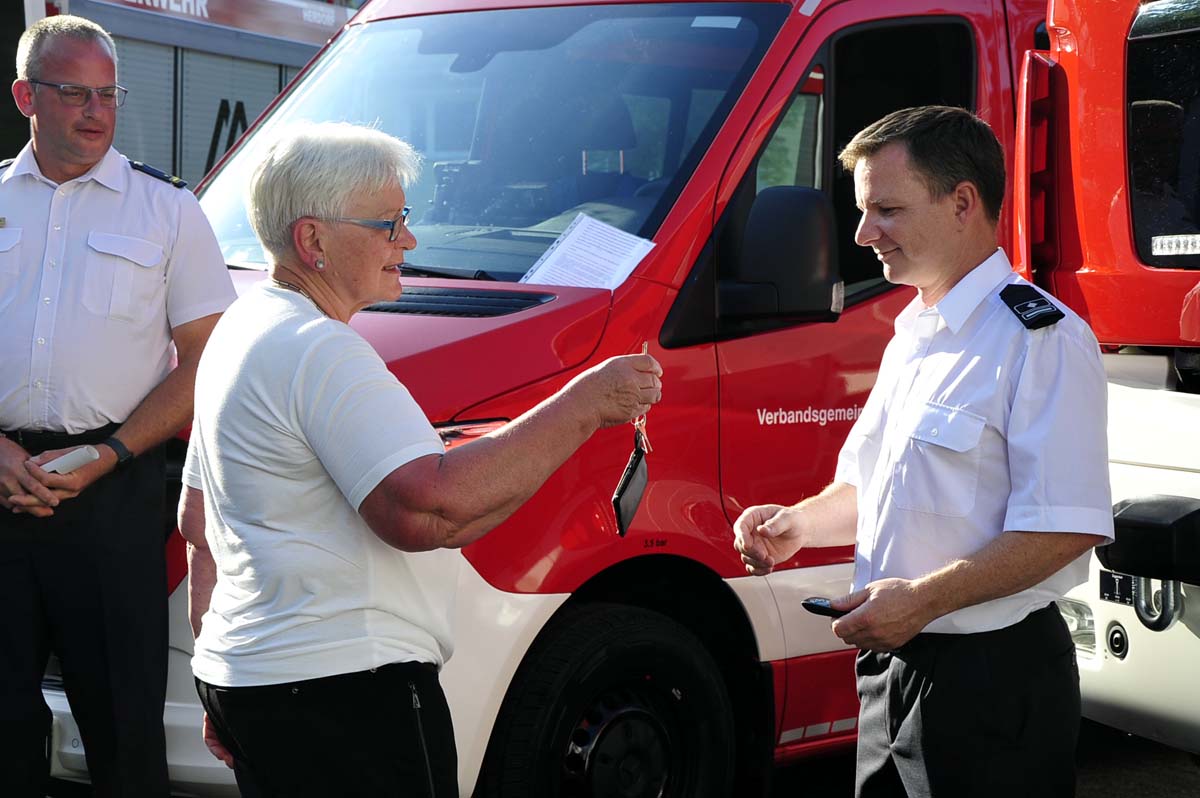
left=1127, top=11, right=1200, bottom=269
left=199, top=3, right=785, bottom=279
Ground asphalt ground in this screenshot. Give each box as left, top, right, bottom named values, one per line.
left=772, top=719, right=1200, bottom=797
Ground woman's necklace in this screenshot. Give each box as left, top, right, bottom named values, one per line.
left=271, top=277, right=327, bottom=316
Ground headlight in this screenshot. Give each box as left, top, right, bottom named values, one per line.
left=1055, top=598, right=1096, bottom=658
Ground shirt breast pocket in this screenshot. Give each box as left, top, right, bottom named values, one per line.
left=83, top=232, right=165, bottom=324
left=0, top=227, right=21, bottom=313
left=892, top=403, right=986, bottom=517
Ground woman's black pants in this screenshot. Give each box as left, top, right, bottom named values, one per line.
left=197, top=660, right=458, bottom=798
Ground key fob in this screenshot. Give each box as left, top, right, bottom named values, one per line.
left=801, top=596, right=848, bottom=619
left=612, top=429, right=647, bottom=537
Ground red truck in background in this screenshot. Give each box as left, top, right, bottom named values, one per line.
left=1017, top=0, right=1200, bottom=760
left=41, top=0, right=1200, bottom=795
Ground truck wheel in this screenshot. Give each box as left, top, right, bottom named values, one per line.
left=480, top=602, right=735, bottom=798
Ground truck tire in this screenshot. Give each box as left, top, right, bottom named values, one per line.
left=479, top=602, right=735, bottom=798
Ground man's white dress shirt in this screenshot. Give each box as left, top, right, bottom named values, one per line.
left=835, top=249, right=1114, bottom=634
left=0, top=144, right=235, bottom=433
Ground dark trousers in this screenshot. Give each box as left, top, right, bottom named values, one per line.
left=197, top=661, right=458, bottom=798
left=855, top=604, right=1081, bottom=798
left=0, top=428, right=169, bottom=798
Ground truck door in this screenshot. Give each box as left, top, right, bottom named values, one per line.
left=714, top=0, right=1008, bottom=557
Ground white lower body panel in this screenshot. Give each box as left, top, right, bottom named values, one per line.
left=1070, top=556, right=1200, bottom=753
left=1073, top=372, right=1200, bottom=752
left=726, top=562, right=855, bottom=661
left=44, top=554, right=569, bottom=797
left=46, top=586, right=241, bottom=796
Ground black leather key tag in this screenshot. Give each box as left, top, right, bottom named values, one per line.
left=612, top=429, right=648, bottom=537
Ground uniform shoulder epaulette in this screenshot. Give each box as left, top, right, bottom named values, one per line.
left=0, top=158, right=14, bottom=169
left=128, top=159, right=187, bottom=189
left=1000, top=283, right=1064, bottom=329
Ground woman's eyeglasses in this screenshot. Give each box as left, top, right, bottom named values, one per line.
left=322, top=206, right=412, bottom=242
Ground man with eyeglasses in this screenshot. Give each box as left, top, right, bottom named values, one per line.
left=0, top=15, right=235, bottom=797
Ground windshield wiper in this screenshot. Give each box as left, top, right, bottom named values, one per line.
left=399, top=263, right=496, bottom=281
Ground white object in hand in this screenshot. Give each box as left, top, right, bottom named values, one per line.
left=42, top=445, right=101, bottom=474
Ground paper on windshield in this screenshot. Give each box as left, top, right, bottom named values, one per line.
left=519, top=213, right=655, bottom=290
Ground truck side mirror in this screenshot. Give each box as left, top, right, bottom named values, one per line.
left=1096, top=495, right=1200, bottom=631
left=718, top=186, right=843, bottom=322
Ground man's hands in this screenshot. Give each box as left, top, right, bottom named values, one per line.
left=732, top=483, right=858, bottom=576
left=6, top=314, right=222, bottom=518
left=4, top=443, right=118, bottom=517
left=203, top=713, right=235, bottom=769
left=566, top=353, right=663, bottom=429
left=734, top=504, right=935, bottom=649
left=0, top=437, right=62, bottom=514
left=830, top=578, right=937, bottom=652
left=732, top=487, right=935, bottom=651
left=828, top=532, right=1105, bottom=651
left=733, top=505, right=933, bottom=650
left=734, top=504, right=809, bottom=576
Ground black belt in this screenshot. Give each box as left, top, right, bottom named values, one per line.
left=2, top=423, right=121, bottom=454
left=899, top=603, right=1063, bottom=653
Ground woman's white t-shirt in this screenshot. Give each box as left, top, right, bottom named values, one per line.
left=184, top=283, right=453, bottom=687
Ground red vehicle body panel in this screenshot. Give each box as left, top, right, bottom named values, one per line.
left=772, top=652, right=860, bottom=762
left=1014, top=0, right=1200, bottom=347
left=224, top=272, right=615, bottom=420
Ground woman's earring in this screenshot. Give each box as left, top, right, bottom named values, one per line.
left=315, top=258, right=325, bottom=271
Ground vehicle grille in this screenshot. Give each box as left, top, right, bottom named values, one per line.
left=366, top=286, right=555, bottom=318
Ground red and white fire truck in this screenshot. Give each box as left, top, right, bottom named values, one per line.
left=41, top=0, right=1200, bottom=794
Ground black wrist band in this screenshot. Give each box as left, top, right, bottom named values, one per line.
left=101, top=436, right=134, bottom=470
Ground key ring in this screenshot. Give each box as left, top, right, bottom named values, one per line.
left=632, top=341, right=653, bottom=452
left=633, top=415, right=652, bottom=453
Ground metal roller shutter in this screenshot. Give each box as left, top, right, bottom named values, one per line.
left=112, top=36, right=176, bottom=178
left=179, top=49, right=280, bottom=186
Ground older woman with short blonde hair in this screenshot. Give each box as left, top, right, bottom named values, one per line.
left=179, top=122, right=662, bottom=797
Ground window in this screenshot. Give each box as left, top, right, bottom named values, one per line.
left=757, top=84, right=822, bottom=193
left=1127, top=15, right=1200, bottom=269
left=198, top=3, right=787, bottom=281
left=829, top=21, right=975, bottom=296
left=739, top=20, right=975, bottom=301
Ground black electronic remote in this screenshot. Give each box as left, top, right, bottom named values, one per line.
left=801, top=596, right=848, bottom=618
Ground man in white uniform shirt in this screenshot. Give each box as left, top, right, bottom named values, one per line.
left=0, top=16, right=234, bottom=797
left=734, top=106, right=1113, bottom=797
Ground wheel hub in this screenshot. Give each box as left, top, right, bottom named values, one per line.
left=562, top=688, right=672, bottom=798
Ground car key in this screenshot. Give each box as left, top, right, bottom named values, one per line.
left=801, top=596, right=848, bottom=619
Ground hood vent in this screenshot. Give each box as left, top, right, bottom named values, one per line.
left=366, top=286, right=555, bottom=318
